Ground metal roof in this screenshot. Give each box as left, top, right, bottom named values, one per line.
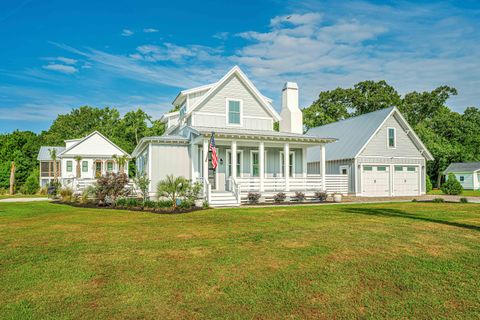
left=37, top=146, right=65, bottom=161
left=307, top=107, right=395, bottom=161
left=188, top=126, right=336, bottom=143
left=444, top=162, right=480, bottom=173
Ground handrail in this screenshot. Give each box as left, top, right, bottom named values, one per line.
left=230, top=177, right=241, bottom=204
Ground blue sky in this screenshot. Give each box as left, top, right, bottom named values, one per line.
left=1, top=0, right=479, bottom=133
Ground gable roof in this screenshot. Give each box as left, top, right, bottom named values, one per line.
left=57, top=131, right=130, bottom=157
left=444, top=162, right=480, bottom=173
left=307, top=107, right=434, bottom=161
left=37, top=146, right=66, bottom=161
left=184, top=66, right=281, bottom=121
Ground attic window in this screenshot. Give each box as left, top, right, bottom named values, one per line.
left=388, top=127, right=396, bottom=148
left=227, top=99, right=241, bottom=125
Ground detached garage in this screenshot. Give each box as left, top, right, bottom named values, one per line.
left=307, top=107, right=433, bottom=197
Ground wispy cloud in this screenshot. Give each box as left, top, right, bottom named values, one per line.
left=42, top=63, right=78, bottom=74
left=121, top=29, right=134, bottom=37
left=213, top=32, right=229, bottom=40
left=143, top=28, right=158, bottom=33
left=55, top=56, right=77, bottom=65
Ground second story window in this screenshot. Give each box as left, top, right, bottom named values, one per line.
left=388, top=127, right=396, bottom=148
left=227, top=99, right=241, bottom=125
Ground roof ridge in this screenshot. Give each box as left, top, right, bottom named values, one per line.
left=311, top=106, right=395, bottom=129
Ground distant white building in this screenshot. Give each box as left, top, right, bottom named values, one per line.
left=444, top=162, right=480, bottom=190
left=37, top=131, right=130, bottom=190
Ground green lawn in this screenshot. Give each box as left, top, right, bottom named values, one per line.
left=0, top=202, right=479, bottom=319
left=428, top=189, right=480, bottom=197
left=0, top=194, right=47, bottom=200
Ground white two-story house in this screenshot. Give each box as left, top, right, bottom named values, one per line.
left=132, top=66, right=347, bottom=206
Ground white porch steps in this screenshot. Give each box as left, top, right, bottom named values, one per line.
left=209, top=191, right=240, bottom=207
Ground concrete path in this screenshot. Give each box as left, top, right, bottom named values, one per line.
left=0, top=197, right=50, bottom=203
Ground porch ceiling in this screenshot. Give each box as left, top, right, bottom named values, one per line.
left=189, top=126, right=336, bottom=145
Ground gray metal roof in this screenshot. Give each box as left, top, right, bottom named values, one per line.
left=37, top=146, right=65, bottom=161
left=188, top=126, right=336, bottom=143
left=307, top=107, right=395, bottom=161
left=444, top=162, right=480, bottom=173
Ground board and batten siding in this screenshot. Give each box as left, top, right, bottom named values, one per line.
left=359, top=114, right=422, bottom=158
left=149, top=144, right=190, bottom=194
left=191, top=74, right=273, bottom=130
left=308, top=159, right=355, bottom=193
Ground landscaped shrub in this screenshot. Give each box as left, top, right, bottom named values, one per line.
left=157, top=200, right=174, bottom=208
left=95, top=173, right=129, bottom=206
left=116, top=198, right=127, bottom=207
left=81, top=185, right=96, bottom=204
left=273, top=192, right=287, bottom=202
left=60, top=188, right=73, bottom=202
left=143, top=200, right=157, bottom=208
left=441, top=173, right=463, bottom=195
left=38, top=186, right=48, bottom=195
left=203, top=200, right=209, bottom=209
left=426, top=175, right=433, bottom=193
left=433, top=198, right=445, bottom=203
left=247, top=192, right=261, bottom=204
left=295, top=192, right=305, bottom=202
left=0, top=187, right=6, bottom=195
left=125, top=198, right=141, bottom=208
left=134, top=173, right=150, bottom=206
left=20, top=169, right=39, bottom=195
left=47, top=180, right=61, bottom=197
left=460, top=197, right=468, bottom=203
left=314, top=191, right=328, bottom=202
left=157, top=175, right=190, bottom=209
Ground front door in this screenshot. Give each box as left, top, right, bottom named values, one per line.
left=226, top=150, right=242, bottom=191
left=95, top=161, right=102, bottom=178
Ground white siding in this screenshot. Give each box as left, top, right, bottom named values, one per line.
left=149, top=144, right=191, bottom=195
left=62, top=133, right=126, bottom=157
left=360, top=114, right=422, bottom=158
left=187, top=90, right=209, bottom=111
left=451, top=172, right=474, bottom=190
left=192, top=74, right=273, bottom=129
left=192, top=112, right=273, bottom=131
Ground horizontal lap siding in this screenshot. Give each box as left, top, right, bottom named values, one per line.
left=193, top=74, right=273, bottom=129
left=452, top=173, right=474, bottom=190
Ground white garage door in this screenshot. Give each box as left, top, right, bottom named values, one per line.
left=394, top=166, right=419, bottom=196
left=362, top=165, right=390, bottom=196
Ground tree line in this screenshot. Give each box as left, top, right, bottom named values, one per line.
left=1, top=81, right=477, bottom=192
left=302, top=81, right=479, bottom=187
left=0, top=107, right=165, bottom=193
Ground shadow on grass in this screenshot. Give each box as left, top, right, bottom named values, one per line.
left=343, top=207, right=480, bottom=232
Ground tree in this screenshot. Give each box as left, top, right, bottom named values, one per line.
left=74, top=156, right=82, bottom=178
left=441, top=173, right=463, bottom=195
left=113, top=154, right=129, bottom=173
left=134, top=173, right=150, bottom=206
left=351, top=80, right=402, bottom=115
left=21, top=169, right=39, bottom=194
left=9, top=161, right=15, bottom=195
left=95, top=173, right=129, bottom=206
left=157, top=175, right=189, bottom=209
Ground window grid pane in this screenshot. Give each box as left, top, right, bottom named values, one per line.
left=228, top=100, right=241, bottom=124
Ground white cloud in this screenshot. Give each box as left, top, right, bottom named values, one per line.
left=213, top=32, right=229, bottom=40
left=42, top=63, right=78, bottom=74
left=56, top=56, right=77, bottom=65
left=121, top=29, right=134, bottom=37
left=143, top=28, right=158, bottom=33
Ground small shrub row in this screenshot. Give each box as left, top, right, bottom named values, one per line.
left=116, top=197, right=174, bottom=209
left=247, top=191, right=330, bottom=204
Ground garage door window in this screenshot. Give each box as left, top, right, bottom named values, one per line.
left=377, top=166, right=387, bottom=171
left=407, top=166, right=416, bottom=172
left=364, top=166, right=372, bottom=171
left=395, top=166, right=403, bottom=172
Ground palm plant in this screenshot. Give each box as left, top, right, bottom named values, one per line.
left=112, top=154, right=129, bottom=173
left=74, top=156, right=82, bottom=178
left=49, top=148, right=58, bottom=182
left=157, top=175, right=189, bottom=209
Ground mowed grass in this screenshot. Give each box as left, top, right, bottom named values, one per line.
left=0, top=194, right=47, bottom=200
left=0, top=202, right=479, bottom=319
left=428, top=189, right=480, bottom=197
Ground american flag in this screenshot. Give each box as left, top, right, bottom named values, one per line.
left=209, top=132, right=218, bottom=170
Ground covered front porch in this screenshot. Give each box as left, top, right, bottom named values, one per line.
left=187, top=127, right=347, bottom=205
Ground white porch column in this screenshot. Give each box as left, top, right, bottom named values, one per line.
left=190, top=143, right=199, bottom=180
left=231, top=140, right=237, bottom=179
left=302, top=147, right=307, bottom=178
left=320, top=144, right=326, bottom=191
left=202, top=139, right=209, bottom=181
left=259, top=142, right=265, bottom=192
left=284, top=143, right=290, bottom=191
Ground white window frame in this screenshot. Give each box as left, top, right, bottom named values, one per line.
left=387, top=127, right=396, bottom=149
left=225, top=98, right=243, bottom=126
left=66, top=160, right=73, bottom=172
left=226, top=149, right=244, bottom=178
left=250, top=150, right=267, bottom=177
left=279, top=151, right=296, bottom=178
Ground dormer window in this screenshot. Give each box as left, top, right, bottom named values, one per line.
left=227, top=99, right=242, bottom=125
left=179, top=105, right=186, bottom=118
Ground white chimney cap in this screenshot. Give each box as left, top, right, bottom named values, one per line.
left=283, top=82, right=298, bottom=90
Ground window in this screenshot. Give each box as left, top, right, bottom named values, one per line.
left=364, top=166, right=373, bottom=171
left=340, top=165, right=349, bottom=175
left=395, top=166, right=403, bottom=172
left=407, top=166, right=416, bottom=172
left=388, top=127, right=396, bottom=148
left=459, top=176, right=465, bottom=182
left=82, top=161, right=88, bottom=172
left=66, top=161, right=73, bottom=172
left=107, top=162, right=114, bottom=172
left=227, top=99, right=241, bottom=125
left=251, top=152, right=259, bottom=177
left=227, top=151, right=242, bottom=177
left=377, top=166, right=387, bottom=171
left=280, top=152, right=295, bottom=177
left=179, top=105, right=186, bottom=118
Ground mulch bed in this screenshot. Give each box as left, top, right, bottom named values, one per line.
left=52, top=201, right=204, bottom=214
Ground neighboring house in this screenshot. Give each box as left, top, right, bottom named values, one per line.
left=132, top=66, right=347, bottom=206
left=444, top=162, right=480, bottom=190
left=37, top=131, right=130, bottom=190
left=307, top=107, right=434, bottom=197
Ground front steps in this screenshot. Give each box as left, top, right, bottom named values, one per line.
left=209, top=191, right=240, bottom=207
